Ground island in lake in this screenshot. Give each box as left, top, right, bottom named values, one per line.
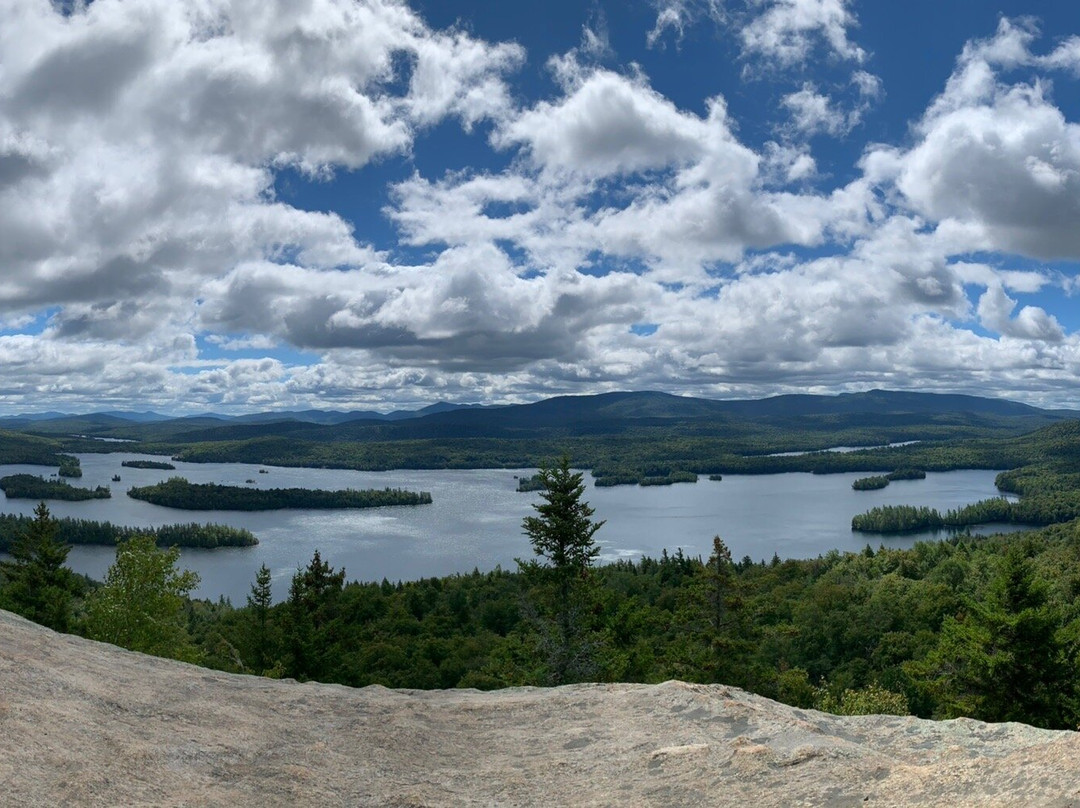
left=121, top=460, right=176, bottom=470
left=126, top=476, right=433, bottom=511
left=0, top=514, right=257, bottom=549
left=0, top=474, right=111, bottom=501
left=852, top=469, right=927, bottom=491
left=57, top=455, right=82, bottom=478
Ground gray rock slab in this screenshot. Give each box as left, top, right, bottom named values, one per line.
left=1, top=609, right=1078, bottom=807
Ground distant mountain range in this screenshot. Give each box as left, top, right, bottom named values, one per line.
left=0, top=401, right=491, bottom=432
left=0, top=390, right=1070, bottom=443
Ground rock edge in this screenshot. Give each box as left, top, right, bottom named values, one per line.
left=1, top=609, right=1078, bottom=807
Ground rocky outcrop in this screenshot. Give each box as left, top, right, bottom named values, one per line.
left=2, top=608, right=1078, bottom=806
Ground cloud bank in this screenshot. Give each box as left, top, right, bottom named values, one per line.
left=1, top=1, right=1079, bottom=412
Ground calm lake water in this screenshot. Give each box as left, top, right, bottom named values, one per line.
left=0, top=453, right=1022, bottom=604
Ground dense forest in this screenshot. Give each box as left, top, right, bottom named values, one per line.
left=0, top=474, right=111, bottom=500
left=0, top=392, right=1070, bottom=489
left=852, top=495, right=1080, bottom=533
left=110, top=409, right=1069, bottom=490
left=184, top=518, right=1080, bottom=728
left=0, top=514, right=257, bottom=550
left=158, top=428, right=1024, bottom=481
left=126, top=477, right=433, bottom=511
left=0, top=430, right=74, bottom=466
left=516, top=474, right=545, bottom=492
left=852, top=469, right=927, bottom=491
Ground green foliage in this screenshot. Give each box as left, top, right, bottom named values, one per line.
left=0, top=503, right=82, bottom=632
left=641, top=471, right=698, bottom=486
left=0, top=431, right=73, bottom=465
left=282, top=550, right=347, bottom=681
left=84, top=535, right=201, bottom=662
left=127, top=476, right=433, bottom=510
left=852, top=475, right=889, bottom=491
left=776, top=668, right=817, bottom=708
left=852, top=505, right=943, bottom=532
left=149, top=409, right=1054, bottom=480
left=90, top=517, right=1077, bottom=730
left=0, top=513, right=256, bottom=550
left=522, top=456, right=604, bottom=577
left=595, top=470, right=698, bottom=487
left=244, top=564, right=277, bottom=674
left=907, top=544, right=1072, bottom=727
left=154, top=522, right=258, bottom=547
left=0, top=473, right=110, bottom=500
left=516, top=474, right=545, bottom=492
left=852, top=495, right=1079, bottom=534
left=815, top=682, right=909, bottom=716
left=886, top=468, right=926, bottom=481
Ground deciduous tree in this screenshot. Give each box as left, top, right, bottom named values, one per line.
left=85, top=535, right=200, bottom=662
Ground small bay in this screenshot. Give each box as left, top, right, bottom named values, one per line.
left=0, top=453, right=1019, bottom=604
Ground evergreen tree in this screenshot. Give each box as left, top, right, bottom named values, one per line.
left=522, top=455, right=603, bottom=584
left=246, top=564, right=277, bottom=673
left=704, top=536, right=734, bottom=634
left=909, top=543, right=1072, bottom=727
left=85, top=535, right=200, bottom=662
left=669, top=536, right=750, bottom=686
left=283, top=550, right=346, bottom=680
left=520, top=455, right=604, bottom=684
left=0, top=502, right=80, bottom=631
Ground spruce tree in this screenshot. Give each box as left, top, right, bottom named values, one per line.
left=909, top=543, right=1071, bottom=727
left=704, top=536, right=734, bottom=634
left=246, top=564, right=276, bottom=673
left=522, top=455, right=603, bottom=585
left=520, top=455, right=604, bottom=684
left=283, top=550, right=346, bottom=680
left=0, top=502, right=80, bottom=632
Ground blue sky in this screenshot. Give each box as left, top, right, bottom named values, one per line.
left=2, top=0, right=1080, bottom=413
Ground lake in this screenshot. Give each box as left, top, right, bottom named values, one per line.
left=0, top=453, right=1022, bottom=604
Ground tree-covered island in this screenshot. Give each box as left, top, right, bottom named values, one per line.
left=121, top=460, right=176, bottom=470
left=57, top=455, right=82, bottom=478
left=0, top=474, right=111, bottom=501
left=0, top=514, right=257, bottom=549
left=126, top=476, right=433, bottom=511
